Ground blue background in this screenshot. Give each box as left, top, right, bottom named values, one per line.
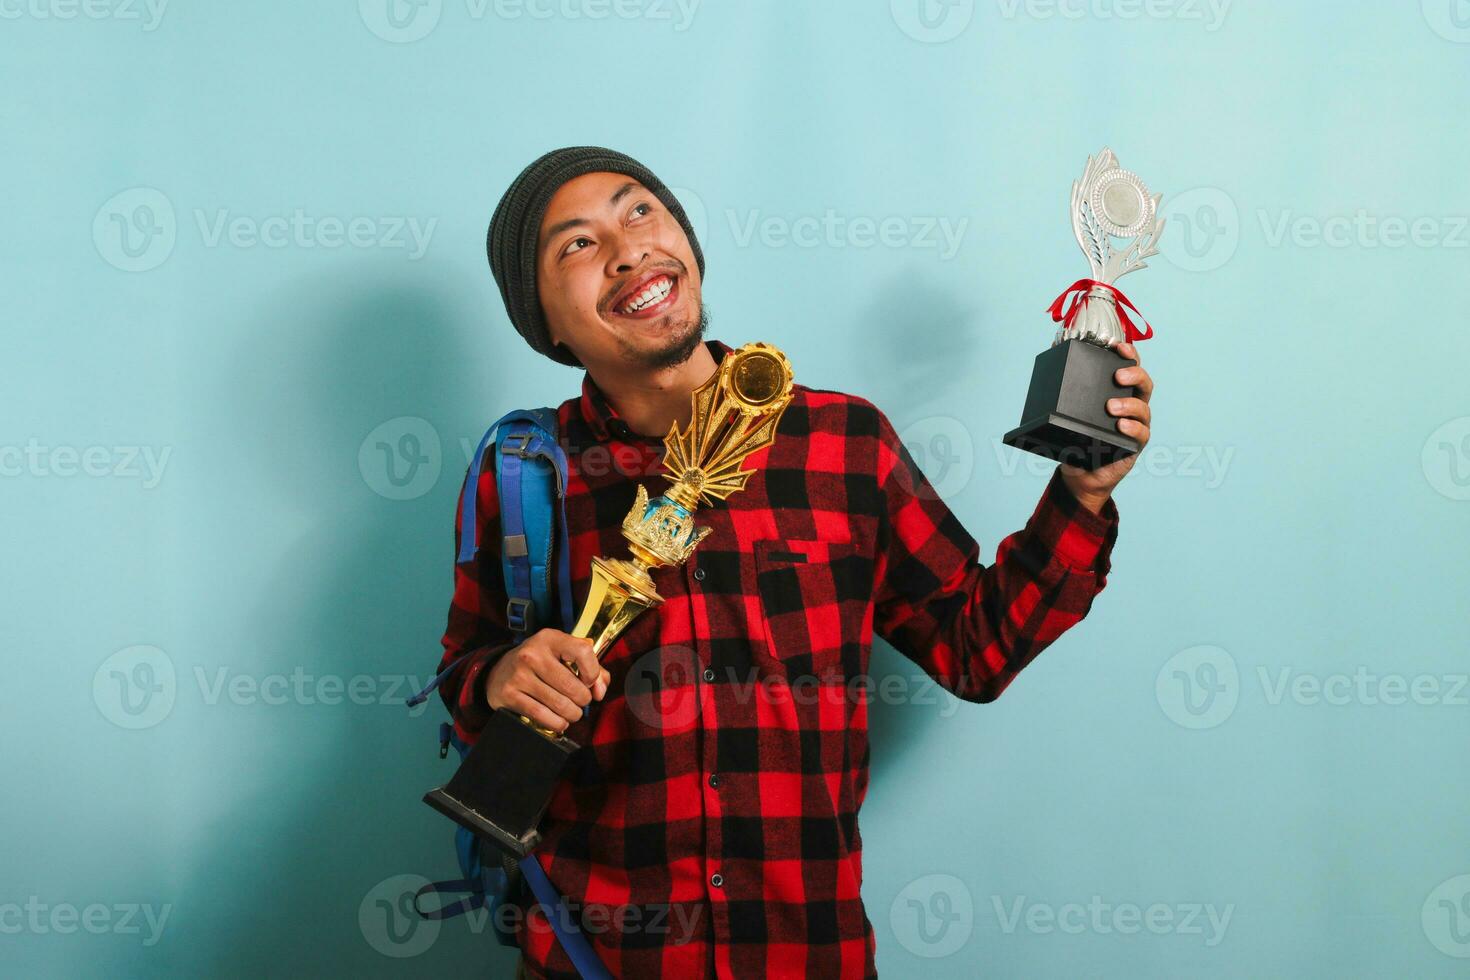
left=5, top=0, right=1469, bottom=975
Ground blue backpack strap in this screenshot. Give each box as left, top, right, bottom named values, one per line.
left=412, top=873, right=495, bottom=921
left=458, top=408, right=546, bottom=566
left=492, top=408, right=572, bottom=637
left=408, top=407, right=572, bottom=710
left=519, top=855, right=614, bottom=980
left=486, top=411, right=604, bottom=973
left=414, top=405, right=597, bottom=967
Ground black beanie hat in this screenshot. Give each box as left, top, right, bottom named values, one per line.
left=486, top=145, right=706, bottom=368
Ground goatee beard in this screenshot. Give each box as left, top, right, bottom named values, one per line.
left=627, top=303, right=711, bottom=371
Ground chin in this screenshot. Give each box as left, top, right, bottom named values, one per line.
left=637, top=303, right=710, bottom=370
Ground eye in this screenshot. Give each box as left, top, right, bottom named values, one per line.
left=561, top=236, right=593, bottom=257
left=629, top=201, right=653, bottom=221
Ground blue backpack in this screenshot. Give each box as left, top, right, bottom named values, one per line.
left=408, top=408, right=611, bottom=980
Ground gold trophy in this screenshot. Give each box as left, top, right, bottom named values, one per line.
left=424, top=341, right=794, bottom=857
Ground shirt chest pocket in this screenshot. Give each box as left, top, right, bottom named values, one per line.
left=752, top=538, right=871, bottom=682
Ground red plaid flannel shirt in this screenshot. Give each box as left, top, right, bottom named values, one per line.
left=437, top=339, right=1119, bottom=979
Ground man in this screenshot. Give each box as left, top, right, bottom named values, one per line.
left=438, top=146, right=1153, bottom=979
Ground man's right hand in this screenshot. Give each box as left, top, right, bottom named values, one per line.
left=481, top=628, right=610, bottom=735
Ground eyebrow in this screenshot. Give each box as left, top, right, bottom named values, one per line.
left=540, top=181, right=639, bottom=254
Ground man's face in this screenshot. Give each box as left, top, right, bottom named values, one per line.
left=536, top=171, right=705, bottom=372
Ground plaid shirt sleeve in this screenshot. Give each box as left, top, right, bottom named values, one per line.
left=436, top=463, right=518, bottom=743
left=870, top=407, right=1119, bottom=702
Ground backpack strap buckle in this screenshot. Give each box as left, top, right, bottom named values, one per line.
left=506, top=597, right=535, bottom=634
left=501, top=431, right=535, bottom=457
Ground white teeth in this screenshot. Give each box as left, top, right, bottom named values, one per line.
left=620, top=276, right=672, bottom=313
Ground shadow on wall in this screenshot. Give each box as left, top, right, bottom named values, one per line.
left=852, top=267, right=985, bottom=417
left=851, top=268, right=995, bottom=784
left=169, top=272, right=523, bottom=977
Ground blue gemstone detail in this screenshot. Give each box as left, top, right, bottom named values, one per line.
left=645, top=495, right=698, bottom=547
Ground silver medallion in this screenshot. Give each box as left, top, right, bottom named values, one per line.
left=1057, top=148, right=1165, bottom=348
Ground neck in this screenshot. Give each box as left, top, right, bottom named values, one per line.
left=592, top=342, right=719, bottom=438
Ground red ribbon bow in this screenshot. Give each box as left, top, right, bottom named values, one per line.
left=1046, top=279, right=1154, bottom=343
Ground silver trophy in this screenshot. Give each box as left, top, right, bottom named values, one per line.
left=1003, top=147, right=1163, bottom=469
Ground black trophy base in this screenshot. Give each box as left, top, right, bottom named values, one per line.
left=423, top=708, right=579, bottom=859
left=1003, top=338, right=1140, bottom=471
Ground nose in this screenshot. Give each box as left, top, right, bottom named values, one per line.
left=605, top=227, right=649, bottom=276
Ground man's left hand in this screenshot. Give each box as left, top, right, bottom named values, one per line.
left=1058, top=341, right=1154, bottom=513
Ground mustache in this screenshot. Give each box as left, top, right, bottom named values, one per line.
left=602, top=258, right=686, bottom=312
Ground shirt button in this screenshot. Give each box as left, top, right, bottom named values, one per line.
left=609, top=420, right=629, bottom=438
left=693, top=567, right=706, bottom=582
left=703, top=668, right=715, bottom=682
left=709, top=773, right=720, bottom=788
left=710, top=873, right=723, bottom=888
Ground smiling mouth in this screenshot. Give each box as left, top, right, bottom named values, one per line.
left=612, top=272, right=678, bottom=318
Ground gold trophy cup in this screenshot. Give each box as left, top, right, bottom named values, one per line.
left=424, top=342, right=794, bottom=857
